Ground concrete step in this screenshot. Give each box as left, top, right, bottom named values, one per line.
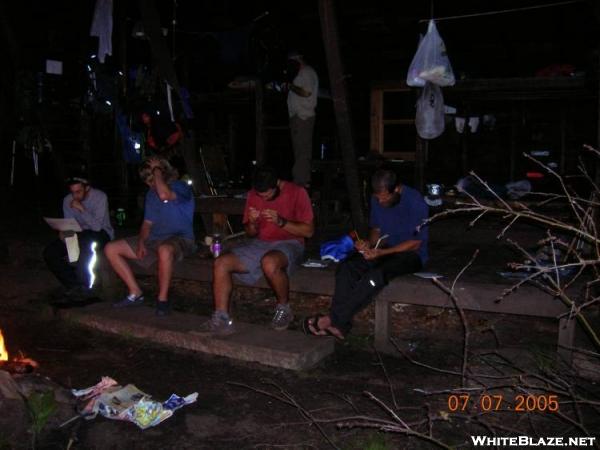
left=58, top=303, right=335, bottom=371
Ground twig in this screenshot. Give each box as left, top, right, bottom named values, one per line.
left=432, top=249, right=479, bottom=387
left=373, top=347, right=399, bottom=410
left=228, top=382, right=340, bottom=449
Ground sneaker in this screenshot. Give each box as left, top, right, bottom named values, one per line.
left=112, top=293, right=144, bottom=308
left=271, top=304, right=294, bottom=331
left=198, top=311, right=235, bottom=335
left=155, top=300, right=171, bottom=316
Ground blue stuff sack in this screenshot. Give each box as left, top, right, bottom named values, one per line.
left=320, top=235, right=355, bottom=263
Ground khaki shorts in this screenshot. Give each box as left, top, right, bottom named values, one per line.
left=124, top=236, right=196, bottom=269
left=231, top=239, right=304, bottom=285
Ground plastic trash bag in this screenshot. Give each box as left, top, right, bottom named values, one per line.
left=320, top=235, right=355, bottom=263
left=407, top=20, right=455, bottom=87
left=415, top=82, right=445, bottom=139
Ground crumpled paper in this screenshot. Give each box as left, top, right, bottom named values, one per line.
left=72, top=377, right=198, bottom=429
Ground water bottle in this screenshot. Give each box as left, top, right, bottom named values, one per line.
left=211, top=236, right=222, bottom=258
left=116, top=208, right=126, bottom=227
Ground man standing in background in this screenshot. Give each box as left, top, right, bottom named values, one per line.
left=286, top=51, right=318, bottom=188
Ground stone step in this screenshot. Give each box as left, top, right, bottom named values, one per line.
left=58, top=303, right=335, bottom=371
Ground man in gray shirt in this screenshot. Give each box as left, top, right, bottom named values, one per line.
left=286, top=51, right=318, bottom=188
left=43, top=176, right=113, bottom=298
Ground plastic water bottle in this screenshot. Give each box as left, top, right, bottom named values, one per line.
left=211, top=236, right=222, bottom=258
left=116, top=208, right=126, bottom=227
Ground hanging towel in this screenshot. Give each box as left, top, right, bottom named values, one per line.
left=90, top=0, right=113, bottom=63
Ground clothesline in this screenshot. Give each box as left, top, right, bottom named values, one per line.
left=418, top=0, right=584, bottom=23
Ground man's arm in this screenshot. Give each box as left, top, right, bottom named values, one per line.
left=149, top=159, right=176, bottom=202
left=278, top=218, right=314, bottom=238
left=261, top=209, right=314, bottom=238
left=362, top=239, right=422, bottom=260
left=73, top=192, right=109, bottom=232
left=288, top=84, right=311, bottom=97
left=136, top=220, right=152, bottom=259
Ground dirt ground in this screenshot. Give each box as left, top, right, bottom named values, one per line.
left=1, top=205, right=599, bottom=449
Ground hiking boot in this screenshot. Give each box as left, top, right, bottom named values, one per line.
left=155, top=300, right=171, bottom=316
left=271, top=304, right=294, bottom=331
left=198, top=311, right=235, bottom=335
left=112, top=293, right=145, bottom=308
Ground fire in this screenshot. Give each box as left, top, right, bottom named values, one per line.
left=0, top=329, right=8, bottom=361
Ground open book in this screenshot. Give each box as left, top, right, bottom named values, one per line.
left=43, top=217, right=82, bottom=232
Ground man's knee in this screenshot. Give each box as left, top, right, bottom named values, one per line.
left=157, top=244, right=175, bottom=262
left=103, top=241, right=118, bottom=259
left=260, top=252, right=286, bottom=278
left=213, top=253, right=238, bottom=275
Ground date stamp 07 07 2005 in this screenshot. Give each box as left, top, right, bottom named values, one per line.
left=447, top=394, right=559, bottom=413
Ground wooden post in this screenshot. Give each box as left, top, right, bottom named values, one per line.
left=461, top=113, right=470, bottom=175
left=415, top=137, right=426, bottom=192
left=115, top=0, right=128, bottom=194
left=509, top=106, right=518, bottom=180
left=559, top=107, right=567, bottom=174
left=227, top=113, right=238, bottom=177
left=255, top=79, right=266, bottom=165
left=318, top=0, right=367, bottom=234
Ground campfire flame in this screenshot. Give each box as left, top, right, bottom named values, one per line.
left=0, top=329, right=9, bottom=361
left=0, top=329, right=39, bottom=369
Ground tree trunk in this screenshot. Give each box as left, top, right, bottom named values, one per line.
left=318, top=0, right=367, bottom=234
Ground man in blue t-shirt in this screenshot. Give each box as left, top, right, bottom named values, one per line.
left=104, top=157, right=195, bottom=316
left=303, top=170, right=428, bottom=339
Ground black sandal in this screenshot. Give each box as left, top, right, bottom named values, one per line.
left=302, top=315, right=345, bottom=341
left=302, top=314, right=324, bottom=336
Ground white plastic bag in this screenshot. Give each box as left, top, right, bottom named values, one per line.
left=415, top=82, right=445, bottom=139
left=407, top=20, right=455, bottom=87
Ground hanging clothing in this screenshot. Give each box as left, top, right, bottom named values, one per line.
left=90, top=0, right=113, bottom=63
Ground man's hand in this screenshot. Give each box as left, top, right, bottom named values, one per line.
left=248, top=207, right=261, bottom=223
left=362, top=248, right=383, bottom=261
left=136, top=242, right=147, bottom=260
left=148, top=156, right=162, bottom=170
left=261, top=209, right=279, bottom=224
left=70, top=199, right=84, bottom=212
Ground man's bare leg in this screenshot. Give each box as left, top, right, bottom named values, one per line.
left=213, top=253, right=247, bottom=313
left=260, top=251, right=289, bottom=304
left=104, top=240, right=142, bottom=296
left=157, top=243, right=175, bottom=302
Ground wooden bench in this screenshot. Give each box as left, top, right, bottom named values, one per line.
left=100, top=253, right=576, bottom=362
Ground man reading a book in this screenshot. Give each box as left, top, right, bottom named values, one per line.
left=43, top=176, right=114, bottom=298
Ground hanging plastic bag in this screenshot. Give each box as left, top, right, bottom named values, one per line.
left=415, top=82, right=445, bottom=139
left=407, top=20, right=455, bottom=87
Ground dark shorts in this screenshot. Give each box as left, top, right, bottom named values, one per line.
left=124, top=235, right=196, bottom=269
left=230, top=239, right=304, bottom=285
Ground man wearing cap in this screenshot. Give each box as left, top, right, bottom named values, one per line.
left=285, top=51, right=319, bottom=188
left=104, top=157, right=196, bottom=316
left=43, top=176, right=114, bottom=297
left=302, top=170, right=428, bottom=340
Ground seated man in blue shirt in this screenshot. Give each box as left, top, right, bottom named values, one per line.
left=104, top=157, right=195, bottom=316
left=303, top=169, right=428, bottom=339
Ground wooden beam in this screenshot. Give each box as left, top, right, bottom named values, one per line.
left=370, top=87, right=383, bottom=153
left=255, top=79, right=266, bottom=165
left=318, top=0, right=367, bottom=234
